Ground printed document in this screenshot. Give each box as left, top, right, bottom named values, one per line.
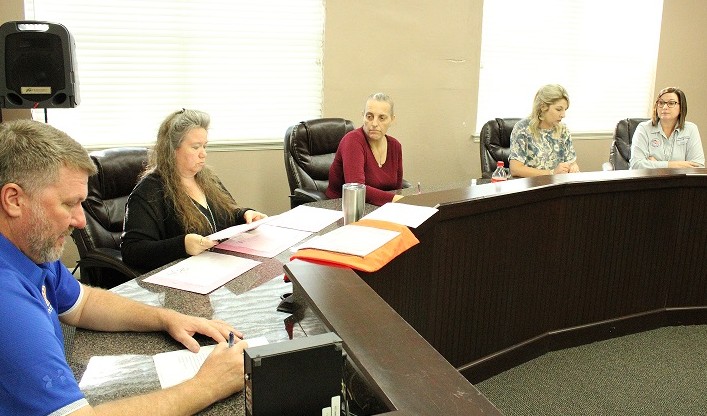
left=362, top=202, right=438, bottom=228
left=295, top=224, right=399, bottom=257
left=206, top=217, right=272, bottom=241
left=153, top=336, right=270, bottom=389
left=264, top=205, right=343, bottom=232
left=215, top=224, right=312, bottom=258
left=144, top=251, right=260, bottom=294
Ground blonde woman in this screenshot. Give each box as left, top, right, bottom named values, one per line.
left=509, top=84, right=580, bottom=177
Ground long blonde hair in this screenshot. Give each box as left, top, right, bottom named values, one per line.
left=528, top=84, right=570, bottom=140
left=145, top=109, right=239, bottom=234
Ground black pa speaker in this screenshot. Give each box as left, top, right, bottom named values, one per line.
left=0, top=21, right=79, bottom=108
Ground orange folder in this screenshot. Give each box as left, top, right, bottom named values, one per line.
left=290, top=219, right=419, bottom=272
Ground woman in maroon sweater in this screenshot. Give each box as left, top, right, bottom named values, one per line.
left=326, top=93, right=404, bottom=206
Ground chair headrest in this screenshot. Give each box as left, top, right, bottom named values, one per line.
left=89, top=147, right=148, bottom=200
left=291, top=118, right=355, bottom=157
left=482, top=118, right=521, bottom=148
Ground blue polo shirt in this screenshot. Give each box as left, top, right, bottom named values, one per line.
left=0, top=233, right=88, bottom=415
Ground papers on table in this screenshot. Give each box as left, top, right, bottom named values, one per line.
left=153, top=336, right=270, bottom=389
left=295, top=224, right=399, bottom=257
left=212, top=206, right=342, bottom=258
left=206, top=217, right=272, bottom=241
left=143, top=251, right=260, bottom=294
left=153, top=344, right=216, bottom=389
left=215, top=224, right=312, bottom=258
left=264, top=205, right=343, bottom=232
left=362, top=202, right=438, bottom=228
left=143, top=205, right=351, bottom=292
left=81, top=337, right=271, bottom=391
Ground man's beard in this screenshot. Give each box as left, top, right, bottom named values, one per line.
left=26, top=202, right=72, bottom=263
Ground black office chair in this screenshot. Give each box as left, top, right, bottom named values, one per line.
left=479, top=118, right=521, bottom=179
left=71, top=147, right=148, bottom=288
left=284, top=118, right=355, bottom=208
left=609, top=118, right=649, bottom=170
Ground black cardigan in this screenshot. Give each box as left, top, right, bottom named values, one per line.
left=121, top=173, right=250, bottom=271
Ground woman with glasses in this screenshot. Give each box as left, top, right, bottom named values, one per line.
left=629, top=87, right=705, bottom=169
left=509, top=84, right=580, bottom=177
left=122, top=109, right=267, bottom=271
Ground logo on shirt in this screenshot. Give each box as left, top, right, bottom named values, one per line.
left=43, top=370, right=69, bottom=389
left=41, top=285, right=54, bottom=314
left=650, top=138, right=661, bottom=148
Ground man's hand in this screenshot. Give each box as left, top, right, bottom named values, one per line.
left=192, top=340, right=249, bottom=400
left=160, top=309, right=243, bottom=352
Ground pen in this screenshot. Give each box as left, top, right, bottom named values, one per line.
left=417, top=181, right=421, bottom=194
left=228, top=331, right=235, bottom=348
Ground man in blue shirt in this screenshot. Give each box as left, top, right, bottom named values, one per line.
left=0, top=120, right=248, bottom=415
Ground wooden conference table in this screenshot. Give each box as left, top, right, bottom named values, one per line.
left=70, top=168, right=707, bottom=415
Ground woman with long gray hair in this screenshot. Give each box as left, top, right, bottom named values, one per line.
left=122, top=109, right=266, bottom=271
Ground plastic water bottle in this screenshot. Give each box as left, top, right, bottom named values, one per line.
left=491, top=160, right=508, bottom=182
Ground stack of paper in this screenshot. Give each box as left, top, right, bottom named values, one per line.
left=295, top=224, right=400, bottom=257
left=214, top=206, right=343, bottom=257
left=362, top=202, right=438, bottom=228
left=146, top=206, right=344, bottom=293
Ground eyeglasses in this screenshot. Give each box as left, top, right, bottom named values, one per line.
left=656, top=100, right=679, bottom=108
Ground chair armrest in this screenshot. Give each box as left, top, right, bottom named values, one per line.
left=79, top=247, right=142, bottom=279
left=290, top=188, right=328, bottom=208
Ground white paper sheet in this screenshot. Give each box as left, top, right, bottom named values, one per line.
left=153, top=336, right=270, bottom=389
left=362, top=202, right=438, bottom=228
left=153, top=345, right=216, bottom=389
left=143, top=251, right=260, bottom=294
left=264, top=205, right=343, bottom=232
left=294, top=224, right=400, bottom=257
left=215, top=225, right=312, bottom=258
left=206, top=217, right=272, bottom=241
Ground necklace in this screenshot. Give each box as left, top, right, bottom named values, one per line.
left=369, top=142, right=386, bottom=168
left=192, top=199, right=217, bottom=233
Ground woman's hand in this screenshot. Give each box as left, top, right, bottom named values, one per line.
left=553, top=162, right=571, bottom=174
left=243, top=210, right=268, bottom=223
left=667, top=160, right=701, bottom=168
left=185, top=233, right=217, bottom=256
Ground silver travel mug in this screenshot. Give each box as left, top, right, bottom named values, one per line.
left=342, top=183, right=366, bottom=225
